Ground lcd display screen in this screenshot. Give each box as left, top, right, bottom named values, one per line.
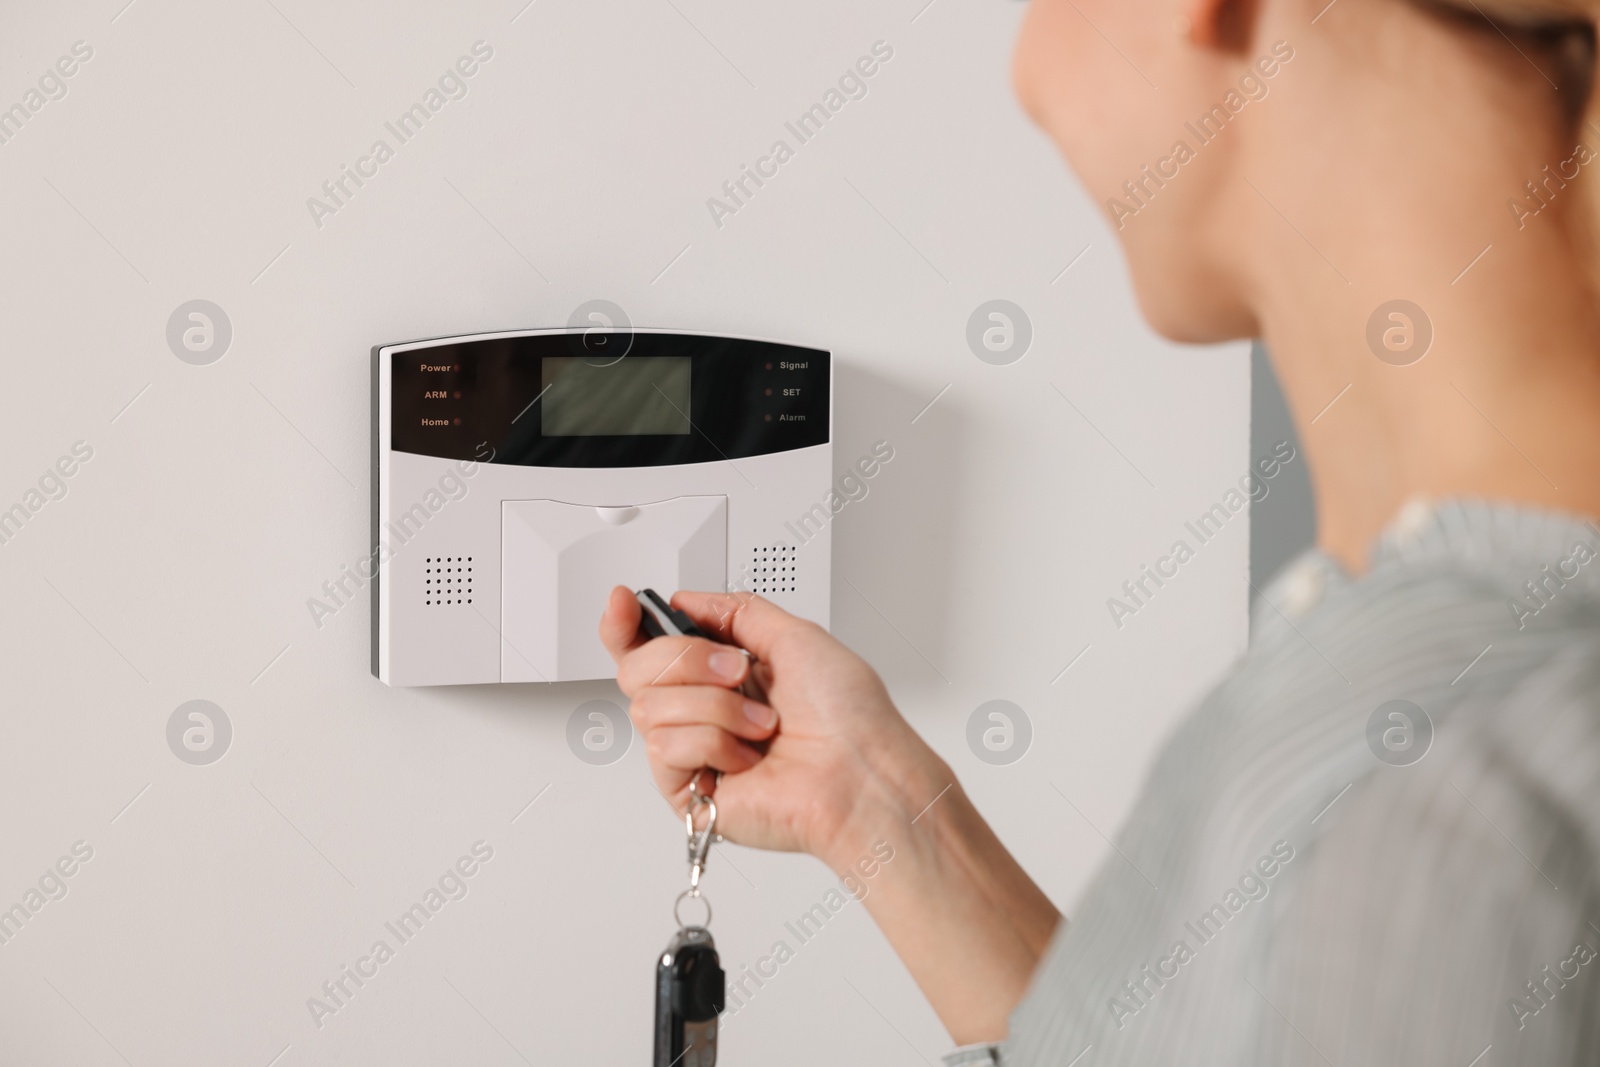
left=540, top=356, right=692, bottom=436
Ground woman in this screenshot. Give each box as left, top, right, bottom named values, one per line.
left=603, top=0, right=1600, bottom=1062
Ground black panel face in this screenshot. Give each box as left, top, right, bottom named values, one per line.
left=388, top=332, right=829, bottom=467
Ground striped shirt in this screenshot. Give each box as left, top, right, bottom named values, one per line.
left=949, top=498, right=1600, bottom=1067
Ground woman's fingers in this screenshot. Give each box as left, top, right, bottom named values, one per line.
left=644, top=723, right=765, bottom=798
left=602, top=586, right=763, bottom=694
left=632, top=684, right=777, bottom=741
left=606, top=589, right=815, bottom=696
left=670, top=591, right=806, bottom=662
left=614, top=633, right=752, bottom=696
left=605, top=588, right=780, bottom=821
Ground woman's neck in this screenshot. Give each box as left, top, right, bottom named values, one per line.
left=1254, top=195, right=1600, bottom=574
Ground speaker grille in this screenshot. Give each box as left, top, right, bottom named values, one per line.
left=425, top=556, right=474, bottom=606
left=745, top=545, right=797, bottom=595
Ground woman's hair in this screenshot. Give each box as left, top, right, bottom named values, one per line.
left=1427, top=0, right=1597, bottom=115
left=1427, top=0, right=1600, bottom=271
left=1446, top=0, right=1592, bottom=18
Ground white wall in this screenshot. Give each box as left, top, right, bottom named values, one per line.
left=0, top=0, right=1249, bottom=1063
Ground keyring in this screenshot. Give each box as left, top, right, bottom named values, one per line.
left=686, top=769, right=723, bottom=839
left=688, top=767, right=721, bottom=803
left=684, top=768, right=723, bottom=894
left=685, top=794, right=717, bottom=888
left=674, top=888, right=713, bottom=929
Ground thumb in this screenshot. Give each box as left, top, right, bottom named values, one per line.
left=598, top=585, right=648, bottom=663
left=669, top=591, right=806, bottom=662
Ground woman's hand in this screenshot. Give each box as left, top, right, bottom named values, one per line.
left=598, top=587, right=946, bottom=872
left=599, top=587, right=1061, bottom=1044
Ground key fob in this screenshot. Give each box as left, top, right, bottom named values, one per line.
left=655, top=926, right=725, bottom=1067
left=637, top=588, right=709, bottom=640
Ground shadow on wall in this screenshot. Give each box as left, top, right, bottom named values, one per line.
left=1250, top=340, right=1316, bottom=618
left=828, top=361, right=962, bottom=673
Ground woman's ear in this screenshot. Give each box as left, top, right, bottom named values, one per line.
left=1181, top=0, right=1259, bottom=52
